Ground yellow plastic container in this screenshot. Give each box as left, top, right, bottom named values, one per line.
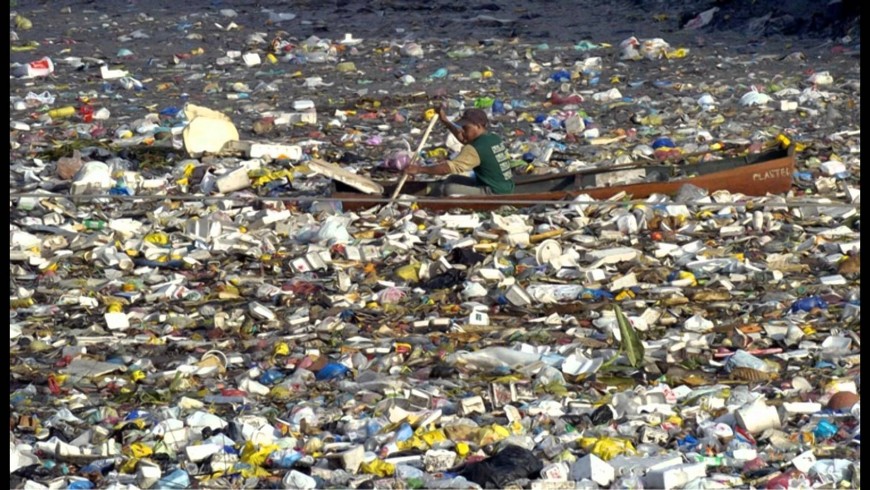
left=48, top=106, right=76, bottom=119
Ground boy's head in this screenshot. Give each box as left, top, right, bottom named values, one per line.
left=455, top=108, right=488, bottom=142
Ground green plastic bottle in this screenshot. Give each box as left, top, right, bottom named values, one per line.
left=83, top=219, right=106, bottom=230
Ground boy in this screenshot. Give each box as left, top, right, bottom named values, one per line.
left=404, top=107, right=515, bottom=196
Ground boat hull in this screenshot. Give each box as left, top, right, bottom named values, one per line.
left=332, top=146, right=796, bottom=212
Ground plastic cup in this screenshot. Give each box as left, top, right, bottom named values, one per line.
left=735, top=402, right=781, bottom=434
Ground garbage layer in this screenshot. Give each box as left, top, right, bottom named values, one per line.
left=8, top=2, right=861, bottom=490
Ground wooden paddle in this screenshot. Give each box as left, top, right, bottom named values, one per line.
left=390, top=115, right=439, bottom=202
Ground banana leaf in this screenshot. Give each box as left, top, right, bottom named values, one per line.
left=614, top=305, right=645, bottom=368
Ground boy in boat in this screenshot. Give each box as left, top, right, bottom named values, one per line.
left=403, top=107, right=516, bottom=196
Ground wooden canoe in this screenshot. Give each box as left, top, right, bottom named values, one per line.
left=330, top=144, right=796, bottom=212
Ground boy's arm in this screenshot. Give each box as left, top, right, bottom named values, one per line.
left=405, top=161, right=453, bottom=176
left=405, top=146, right=480, bottom=176
left=438, top=107, right=466, bottom=144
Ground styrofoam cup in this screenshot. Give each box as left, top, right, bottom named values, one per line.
left=735, top=401, right=781, bottom=434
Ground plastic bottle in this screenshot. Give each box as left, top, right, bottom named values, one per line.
left=269, top=449, right=303, bottom=468
left=315, top=362, right=350, bottom=381
left=615, top=469, right=645, bottom=489
left=550, top=70, right=572, bottom=82
left=690, top=451, right=726, bottom=467
left=447, top=47, right=475, bottom=58
left=307, top=52, right=328, bottom=63
left=119, top=77, right=144, bottom=90
left=678, top=434, right=699, bottom=451
left=395, top=423, right=414, bottom=442
left=366, top=419, right=384, bottom=437
left=83, top=220, right=107, bottom=230
left=157, top=469, right=191, bottom=488
left=259, top=368, right=284, bottom=385
left=80, top=459, right=115, bottom=474
left=791, top=296, right=828, bottom=313
left=79, top=104, right=94, bottom=123
left=48, top=106, right=76, bottom=119
left=13, top=57, right=54, bottom=77
left=202, top=394, right=247, bottom=404
left=651, top=137, right=676, bottom=149
left=395, top=464, right=426, bottom=479
left=426, top=476, right=477, bottom=489
left=581, top=288, right=614, bottom=301
left=67, top=480, right=95, bottom=490
left=109, top=175, right=134, bottom=196
left=813, top=419, right=838, bottom=440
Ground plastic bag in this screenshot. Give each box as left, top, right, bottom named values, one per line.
left=675, top=183, right=710, bottom=203
left=459, top=444, right=544, bottom=489
left=316, top=216, right=352, bottom=244
left=422, top=269, right=464, bottom=290
left=382, top=150, right=413, bottom=172
left=579, top=437, right=637, bottom=461
left=451, top=247, right=485, bottom=266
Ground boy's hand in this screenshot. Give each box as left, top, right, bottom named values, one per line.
left=437, top=106, right=449, bottom=123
